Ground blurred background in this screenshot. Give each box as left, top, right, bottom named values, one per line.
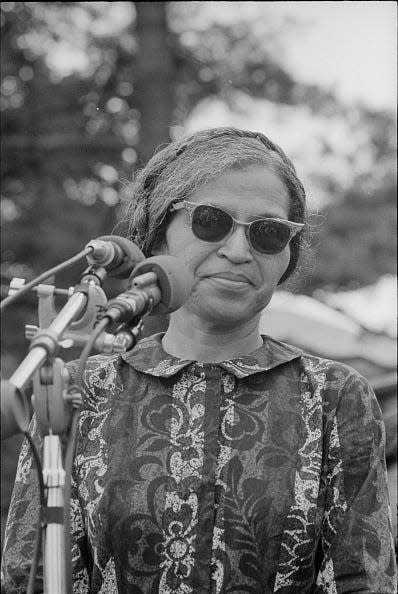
left=1, top=1, right=396, bottom=547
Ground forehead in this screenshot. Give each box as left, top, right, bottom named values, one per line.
left=188, top=165, right=290, bottom=219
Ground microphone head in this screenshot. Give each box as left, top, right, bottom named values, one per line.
left=94, top=236, right=145, bottom=279
left=130, top=255, right=194, bottom=313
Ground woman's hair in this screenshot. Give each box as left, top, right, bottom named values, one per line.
left=125, top=127, right=309, bottom=284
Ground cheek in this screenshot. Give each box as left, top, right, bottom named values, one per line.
left=259, top=247, right=291, bottom=284
left=163, top=224, right=190, bottom=258
left=164, top=228, right=214, bottom=274
left=248, top=250, right=290, bottom=312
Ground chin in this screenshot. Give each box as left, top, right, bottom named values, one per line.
left=196, top=298, right=262, bottom=327
left=183, top=285, right=274, bottom=326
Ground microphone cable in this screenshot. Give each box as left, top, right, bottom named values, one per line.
left=0, top=248, right=93, bottom=311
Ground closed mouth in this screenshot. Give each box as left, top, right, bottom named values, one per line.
left=208, top=273, right=253, bottom=285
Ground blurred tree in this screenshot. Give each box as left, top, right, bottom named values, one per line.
left=303, top=177, right=397, bottom=293
left=1, top=3, right=122, bottom=376
left=168, top=11, right=341, bottom=121
left=135, top=2, right=175, bottom=161
left=298, top=106, right=397, bottom=293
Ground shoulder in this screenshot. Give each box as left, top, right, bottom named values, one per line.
left=66, top=352, right=124, bottom=380
left=298, top=350, right=366, bottom=386
left=265, top=334, right=368, bottom=390
left=295, top=350, right=380, bottom=421
left=265, top=335, right=377, bottom=412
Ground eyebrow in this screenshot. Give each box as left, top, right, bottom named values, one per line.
left=208, top=204, right=288, bottom=221
left=254, top=211, right=287, bottom=220
left=244, top=201, right=289, bottom=220
left=187, top=197, right=289, bottom=225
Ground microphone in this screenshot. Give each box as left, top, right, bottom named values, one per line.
left=85, top=235, right=144, bottom=279
left=0, top=257, right=192, bottom=438
left=104, top=255, right=193, bottom=324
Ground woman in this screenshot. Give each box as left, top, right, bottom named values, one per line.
left=2, top=128, right=396, bottom=593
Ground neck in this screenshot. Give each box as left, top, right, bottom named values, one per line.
left=162, top=310, right=263, bottom=363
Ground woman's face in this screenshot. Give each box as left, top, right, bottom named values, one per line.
left=161, top=165, right=291, bottom=328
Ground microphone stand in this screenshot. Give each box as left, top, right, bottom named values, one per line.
left=3, top=266, right=111, bottom=594
left=3, top=255, right=186, bottom=592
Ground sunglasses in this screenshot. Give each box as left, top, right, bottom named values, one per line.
left=170, top=201, right=304, bottom=255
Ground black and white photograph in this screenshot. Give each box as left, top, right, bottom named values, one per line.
left=1, top=2, right=396, bottom=593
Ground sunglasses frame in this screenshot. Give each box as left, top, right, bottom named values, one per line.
left=170, top=200, right=304, bottom=254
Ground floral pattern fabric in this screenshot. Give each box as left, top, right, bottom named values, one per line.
left=1, top=333, right=397, bottom=593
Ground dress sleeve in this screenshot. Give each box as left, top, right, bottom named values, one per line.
left=315, top=371, right=397, bottom=593
left=1, top=416, right=90, bottom=594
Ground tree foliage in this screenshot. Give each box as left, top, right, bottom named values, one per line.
left=304, top=178, right=396, bottom=293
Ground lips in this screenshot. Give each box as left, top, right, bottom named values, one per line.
left=206, top=272, right=254, bottom=285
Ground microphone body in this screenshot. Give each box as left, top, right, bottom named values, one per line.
left=104, top=255, right=193, bottom=323
left=85, top=236, right=144, bottom=279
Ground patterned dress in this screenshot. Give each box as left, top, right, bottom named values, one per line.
left=2, top=333, right=396, bottom=593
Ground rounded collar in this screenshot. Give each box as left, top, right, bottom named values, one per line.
left=121, top=333, right=302, bottom=378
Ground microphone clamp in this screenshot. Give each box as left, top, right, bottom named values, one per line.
left=104, top=286, right=161, bottom=324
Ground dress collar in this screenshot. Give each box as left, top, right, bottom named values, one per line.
left=121, top=333, right=302, bottom=379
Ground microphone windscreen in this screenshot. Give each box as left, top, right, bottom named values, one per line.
left=130, top=256, right=193, bottom=313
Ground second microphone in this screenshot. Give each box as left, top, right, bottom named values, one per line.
left=103, top=255, right=193, bottom=324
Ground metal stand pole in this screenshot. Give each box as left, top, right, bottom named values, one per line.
left=42, top=435, right=66, bottom=594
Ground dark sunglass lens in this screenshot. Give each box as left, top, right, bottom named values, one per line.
left=192, top=205, right=232, bottom=242
left=250, top=220, right=291, bottom=254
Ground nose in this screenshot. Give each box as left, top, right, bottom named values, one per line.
left=216, top=224, right=253, bottom=264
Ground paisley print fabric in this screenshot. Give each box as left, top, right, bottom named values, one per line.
left=1, top=333, right=396, bottom=593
